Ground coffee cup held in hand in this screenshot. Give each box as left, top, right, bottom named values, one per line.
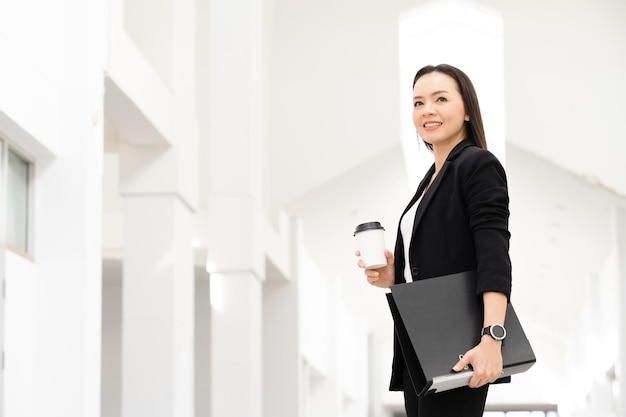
left=354, top=222, right=386, bottom=269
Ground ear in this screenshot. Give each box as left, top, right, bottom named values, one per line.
left=464, top=115, right=470, bottom=121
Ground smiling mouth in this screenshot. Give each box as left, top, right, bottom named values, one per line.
left=424, top=122, right=442, bottom=128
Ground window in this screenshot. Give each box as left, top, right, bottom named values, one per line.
left=1, top=139, right=33, bottom=256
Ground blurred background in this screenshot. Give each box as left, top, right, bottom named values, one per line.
left=0, top=0, right=625, bottom=416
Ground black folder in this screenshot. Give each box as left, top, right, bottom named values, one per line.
left=386, top=270, right=536, bottom=396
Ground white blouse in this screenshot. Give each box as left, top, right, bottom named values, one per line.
left=399, top=194, right=422, bottom=283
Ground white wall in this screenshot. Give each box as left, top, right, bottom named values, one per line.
left=123, top=0, right=174, bottom=88
left=0, top=1, right=105, bottom=416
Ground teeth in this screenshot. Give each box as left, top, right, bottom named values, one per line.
left=424, top=122, right=442, bottom=128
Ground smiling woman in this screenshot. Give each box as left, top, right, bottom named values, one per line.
left=356, top=61, right=512, bottom=417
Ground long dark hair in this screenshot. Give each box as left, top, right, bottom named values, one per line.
left=413, top=64, right=487, bottom=150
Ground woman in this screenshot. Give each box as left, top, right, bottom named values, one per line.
left=357, top=64, right=512, bottom=416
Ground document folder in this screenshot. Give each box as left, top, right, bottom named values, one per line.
left=386, top=270, right=535, bottom=396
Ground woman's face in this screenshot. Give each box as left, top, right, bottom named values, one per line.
left=412, top=72, right=468, bottom=150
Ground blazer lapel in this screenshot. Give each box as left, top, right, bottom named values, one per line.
left=410, top=162, right=445, bottom=237
left=410, top=140, right=474, bottom=238
left=397, top=164, right=435, bottom=227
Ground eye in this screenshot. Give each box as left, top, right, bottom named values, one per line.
left=436, top=96, right=447, bottom=102
left=413, top=100, right=423, bottom=107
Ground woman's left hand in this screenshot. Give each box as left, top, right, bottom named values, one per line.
left=452, top=337, right=503, bottom=388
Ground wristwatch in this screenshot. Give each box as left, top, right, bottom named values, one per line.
left=481, top=324, right=506, bottom=341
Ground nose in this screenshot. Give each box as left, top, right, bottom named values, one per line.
left=420, top=101, right=436, bottom=116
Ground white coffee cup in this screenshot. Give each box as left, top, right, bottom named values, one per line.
left=354, top=222, right=387, bottom=269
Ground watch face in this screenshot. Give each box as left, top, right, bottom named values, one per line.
left=491, top=325, right=506, bottom=339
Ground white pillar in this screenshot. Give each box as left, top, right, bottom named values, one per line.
left=262, top=219, right=301, bottom=417
left=210, top=272, right=262, bottom=416
left=262, top=278, right=301, bottom=416
left=206, top=0, right=265, bottom=415
left=195, top=266, right=211, bottom=417
left=122, top=195, right=194, bottom=417
left=0, top=245, right=5, bottom=417
left=615, top=206, right=626, bottom=417
left=367, top=329, right=386, bottom=417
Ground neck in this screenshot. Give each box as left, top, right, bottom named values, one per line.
left=432, top=138, right=463, bottom=172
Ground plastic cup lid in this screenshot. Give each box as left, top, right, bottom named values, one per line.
left=354, top=221, right=385, bottom=236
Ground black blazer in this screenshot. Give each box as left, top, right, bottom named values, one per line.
left=389, top=139, right=512, bottom=391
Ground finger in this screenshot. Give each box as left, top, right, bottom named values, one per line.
left=365, top=270, right=379, bottom=278
left=355, top=250, right=361, bottom=257
left=367, top=275, right=379, bottom=285
left=468, top=376, right=483, bottom=388
left=384, top=249, right=394, bottom=265
left=470, top=369, right=501, bottom=387
left=452, top=355, right=470, bottom=372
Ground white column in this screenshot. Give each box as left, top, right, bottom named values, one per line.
left=615, top=206, right=626, bottom=417
left=262, top=278, right=300, bottom=416
left=0, top=245, right=5, bottom=417
left=210, top=272, right=262, bottom=416
left=206, top=0, right=265, bottom=415
left=262, top=218, right=301, bottom=417
left=367, top=329, right=385, bottom=417
left=195, top=267, right=211, bottom=417
left=122, top=195, right=194, bottom=417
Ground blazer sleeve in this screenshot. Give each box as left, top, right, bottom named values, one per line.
left=460, top=149, right=512, bottom=299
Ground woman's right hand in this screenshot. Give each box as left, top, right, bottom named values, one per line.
left=355, top=249, right=395, bottom=288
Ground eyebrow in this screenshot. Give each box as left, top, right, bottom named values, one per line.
left=413, top=90, right=450, bottom=100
